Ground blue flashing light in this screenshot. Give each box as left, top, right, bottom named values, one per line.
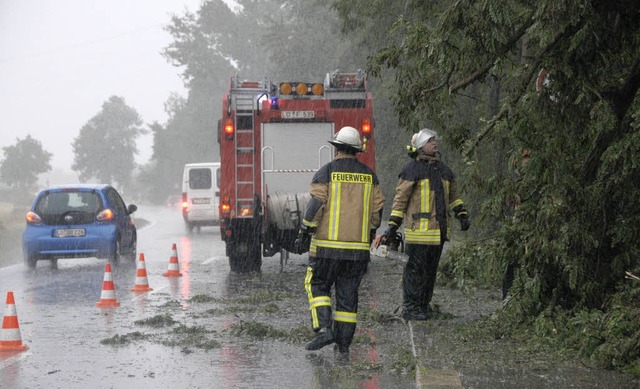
left=270, top=96, right=279, bottom=110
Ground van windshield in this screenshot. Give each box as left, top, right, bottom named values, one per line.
left=189, top=168, right=212, bottom=189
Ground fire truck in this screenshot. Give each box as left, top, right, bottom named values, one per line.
left=218, top=70, right=375, bottom=272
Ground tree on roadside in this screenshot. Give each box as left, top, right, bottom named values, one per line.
left=137, top=98, right=188, bottom=204
left=161, top=0, right=269, bottom=167
left=334, top=0, right=640, bottom=371
left=72, top=96, right=144, bottom=190
left=0, top=135, right=52, bottom=194
left=143, top=0, right=380, bottom=204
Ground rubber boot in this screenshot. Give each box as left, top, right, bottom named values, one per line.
left=402, top=303, right=427, bottom=321
left=333, top=321, right=355, bottom=354
left=305, top=306, right=334, bottom=350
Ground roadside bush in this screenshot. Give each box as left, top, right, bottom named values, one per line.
left=439, top=239, right=501, bottom=291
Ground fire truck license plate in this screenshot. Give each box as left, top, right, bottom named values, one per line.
left=281, top=111, right=314, bottom=119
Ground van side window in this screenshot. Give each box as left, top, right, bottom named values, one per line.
left=216, top=167, right=221, bottom=190
left=189, top=168, right=212, bottom=190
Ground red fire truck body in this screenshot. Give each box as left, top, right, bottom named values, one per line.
left=218, top=70, right=375, bottom=272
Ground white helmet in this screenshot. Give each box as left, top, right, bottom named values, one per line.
left=413, top=128, right=437, bottom=149
left=410, top=133, right=419, bottom=148
left=329, top=126, right=363, bottom=152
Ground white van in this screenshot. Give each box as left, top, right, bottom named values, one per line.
left=182, top=162, right=221, bottom=232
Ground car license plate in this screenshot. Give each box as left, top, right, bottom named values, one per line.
left=55, top=228, right=86, bottom=238
left=281, top=110, right=315, bottom=119
left=192, top=198, right=210, bottom=204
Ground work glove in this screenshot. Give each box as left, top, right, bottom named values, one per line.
left=459, top=216, right=470, bottom=231
left=293, top=225, right=314, bottom=254
left=369, top=229, right=377, bottom=245
left=374, top=224, right=399, bottom=248
left=453, top=205, right=470, bottom=231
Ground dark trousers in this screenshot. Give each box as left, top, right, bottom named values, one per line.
left=403, top=243, right=444, bottom=313
left=305, top=257, right=368, bottom=347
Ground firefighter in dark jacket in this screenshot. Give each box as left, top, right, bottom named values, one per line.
left=379, top=128, right=469, bottom=320
left=293, top=126, right=385, bottom=355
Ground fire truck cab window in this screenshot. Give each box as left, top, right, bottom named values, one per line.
left=329, top=100, right=366, bottom=109
left=189, top=168, right=212, bottom=190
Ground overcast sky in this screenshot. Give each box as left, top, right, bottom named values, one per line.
left=0, top=0, right=203, bottom=174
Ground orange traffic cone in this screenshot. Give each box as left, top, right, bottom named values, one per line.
left=131, top=253, right=153, bottom=292
left=96, top=263, right=121, bottom=307
left=163, top=243, right=182, bottom=277
left=0, top=291, right=29, bottom=351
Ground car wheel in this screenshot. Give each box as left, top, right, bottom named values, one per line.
left=110, top=240, right=123, bottom=266
left=126, top=237, right=137, bottom=263
left=186, top=222, right=194, bottom=234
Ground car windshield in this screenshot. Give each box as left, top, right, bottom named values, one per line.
left=36, top=191, right=102, bottom=225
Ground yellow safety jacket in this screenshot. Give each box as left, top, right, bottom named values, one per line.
left=389, top=155, right=465, bottom=245
left=302, top=153, right=385, bottom=261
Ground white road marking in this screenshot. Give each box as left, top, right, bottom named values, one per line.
left=408, top=321, right=423, bottom=388
left=408, top=321, right=463, bottom=388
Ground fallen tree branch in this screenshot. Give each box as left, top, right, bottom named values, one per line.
left=579, top=56, right=640, bottom=187
left=625, top=271, right=640, bottom=281
left=462, top=59, right=540, bottom=158
left=461, top=20, right=587, bottom=158
left=448, top=14, right=534, bottom=94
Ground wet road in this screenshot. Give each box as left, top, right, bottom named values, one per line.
left=3, top=205, right=639, bottom=388
left=0, top=205, right=415, bottom=388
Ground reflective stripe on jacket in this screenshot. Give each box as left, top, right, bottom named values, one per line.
left=302, top=153, right=384, bottom=261
left=390, top=156, right=464, bottom=245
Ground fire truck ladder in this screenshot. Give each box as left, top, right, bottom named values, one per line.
left=234, top=93, right=258, bottom=218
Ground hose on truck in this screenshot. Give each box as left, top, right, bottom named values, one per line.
left=266, top=191, right=312, bottom=230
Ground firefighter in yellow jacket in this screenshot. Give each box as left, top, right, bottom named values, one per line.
left=379, top=128, right=469, bottom=320
left=293, top=126, right=385, bottom=355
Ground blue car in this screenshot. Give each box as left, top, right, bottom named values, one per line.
left=22, top=184, right=137, bottom=269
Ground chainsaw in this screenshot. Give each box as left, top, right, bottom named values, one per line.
left=371, top=231, right=408, bottom=261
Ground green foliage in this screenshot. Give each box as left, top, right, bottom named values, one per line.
left=154, top=0, right=640, bottom=371
left=134, top=313, right=178, bottom=327
left=488, top=276, right=640, bottom=376
left=389, top=346, right=417, bottom=377
left=0, top=135, right=52, bottom=195
left=338, top=0, right=640, bottom=372
left=72, top=96, right=144, bottom=190
left=163, top=323, right=220, bottom=352
left=358, top=308, right=399, bottom=325
left=100, top=331, right=149, bottom=345
left=440, top=240, right=501, bottom=291
left=189, top=293, right=221, bottom=303
left=234, top=289, right=293, bottom=304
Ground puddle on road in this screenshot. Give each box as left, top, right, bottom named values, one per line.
left=93, top=281, right=417, bottom=388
